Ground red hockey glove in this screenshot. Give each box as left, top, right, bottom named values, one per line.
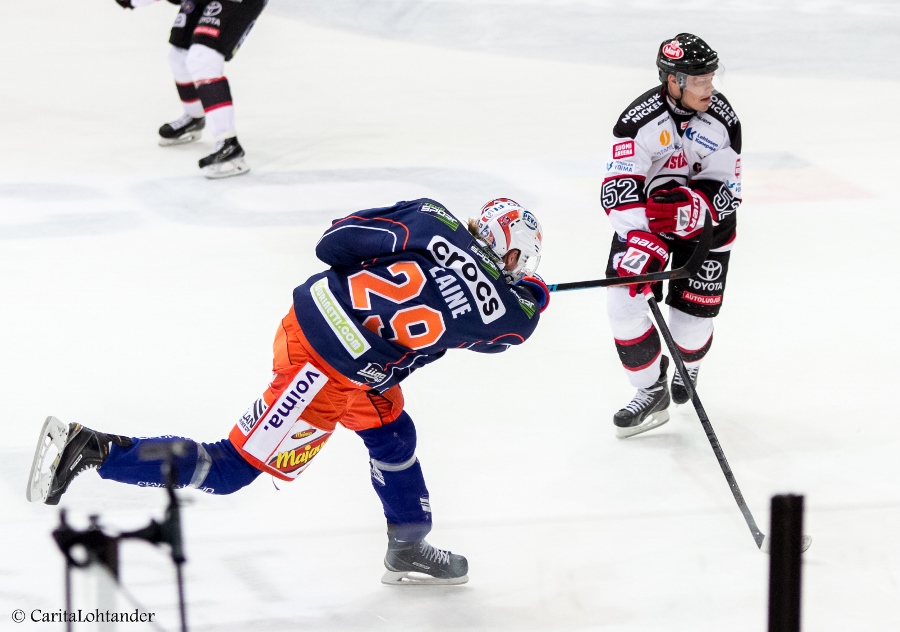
left=515, top=275, right=550, bottom=313
left=646, top=187, right=702, bottom=234
left=616, top=231, right=669, bottom=297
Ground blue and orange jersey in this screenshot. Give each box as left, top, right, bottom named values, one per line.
left=292, top=199, right=542, bottom=392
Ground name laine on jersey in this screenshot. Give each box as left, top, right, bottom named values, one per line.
left=429, top=266, right=473, bottom=319
left=620, top=93, right=663, bottom=125
left=427, top=236, right=506, bottom=323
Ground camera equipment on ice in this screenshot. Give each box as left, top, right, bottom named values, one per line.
left=51, top=441, right=193, bottom=632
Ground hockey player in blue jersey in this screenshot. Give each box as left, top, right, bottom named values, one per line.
left=27, top=197, right=549, bottom=585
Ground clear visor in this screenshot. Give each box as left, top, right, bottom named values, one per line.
left=508, top=252, right=541, bottom=283
left=678, top=67, right=724, bottom=95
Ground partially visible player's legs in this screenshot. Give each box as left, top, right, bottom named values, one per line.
left=355, top=411, right=468, bottom=585
left=181, top=0, right=266, bottom=178
left=665, top=245, right=732, bottom=404
left=158, top=45, right=206, bottom=146
left=667, top=308, right=713, bottom=404
left=25, top=416, right=261, bottom=505
left=184, top=44, right=249, bottom=178
left=606, top=283, right=671, bottom=438
left=97, top=435, right=262, bottom=494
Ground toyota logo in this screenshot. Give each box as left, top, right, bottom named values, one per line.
left=204, top=1, right=222, bottom=17
left=697, top=260, right=723, bottom=281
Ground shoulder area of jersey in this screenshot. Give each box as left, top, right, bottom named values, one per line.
left=615, top=86, right=667, bottom=132
left=405, top=198, right=468, bottom=231
left=703, top=92, right=740, bottom=129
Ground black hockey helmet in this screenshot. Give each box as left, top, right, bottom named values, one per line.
left=656, top=34, right=719, bottom=86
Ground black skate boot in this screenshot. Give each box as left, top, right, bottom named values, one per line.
left=158, top=114, right=205, bottom=146
left=26, top=417, right=132, bottom=505
left=382, top=524, right=469, bottom=585
left=613, top=355, right=671, bottom=438
left=671, top=365, right=700, bottom=405
left=198, top=136, right=250, bottom=179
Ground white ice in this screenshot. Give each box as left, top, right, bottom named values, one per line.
left=1, top=1, right=899, bottom=630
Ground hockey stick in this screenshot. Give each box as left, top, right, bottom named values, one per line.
left=547, top=212, right=714, bottom=293
left=644, top=289, right=812, bottom=554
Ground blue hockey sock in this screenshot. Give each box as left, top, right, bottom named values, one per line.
left=98, top=436, right=261, bottom=495
left=356, top=412, right=432, bottom=541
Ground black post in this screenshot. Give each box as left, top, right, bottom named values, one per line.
left=768, top=494, right=804, bottom=632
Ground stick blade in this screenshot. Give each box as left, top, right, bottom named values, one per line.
left=758, top=534, right=812, bottom=554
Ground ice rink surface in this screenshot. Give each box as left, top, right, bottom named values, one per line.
left=1, top=1, right=899, bottom=630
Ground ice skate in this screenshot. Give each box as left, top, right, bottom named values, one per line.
left=614, top=356, right=671, bottom=438
left=199, top=137, right=250, bottom=179
left=382, top=527, right=468, bottom=585
left=158, top=114, right=205, bottom=146
left=26, top=416, right=132, bottom=505
left=671, top=365, right=699, bottom=405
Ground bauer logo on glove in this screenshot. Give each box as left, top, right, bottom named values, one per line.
left=616, top=231, right=669, bottom=297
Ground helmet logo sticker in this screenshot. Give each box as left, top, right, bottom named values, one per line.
left=663, top=41, right=684, bottom=59
left=523, top=210, right=539, bottom=231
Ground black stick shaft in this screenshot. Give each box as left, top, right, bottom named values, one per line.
left=768, top=495, right=804, bottom=632
left=646, top=295, right=766, bottom=548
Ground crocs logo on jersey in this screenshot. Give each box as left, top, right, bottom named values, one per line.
left=663, top=41, right=684, bottom=59
left=203, top=1, right=222, bottom=16
left=428, top=237, right=507, bottom=324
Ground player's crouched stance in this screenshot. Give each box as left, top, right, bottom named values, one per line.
left=27, top=198, right=549, bottom=586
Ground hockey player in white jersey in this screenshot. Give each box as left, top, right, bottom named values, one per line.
left=602, top=33, right=741, bottom=438
left=114, top=0, right=265, bottom=178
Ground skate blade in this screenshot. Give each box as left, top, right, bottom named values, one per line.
left=158, top=131, right=202, bottom=147
left=381, top=570, right=469, bottom=586
left=25, top=416, right=69, bottom=503
left=202, top=157, right=250, bottom=179
left=615, top=410, right=670, bottom=439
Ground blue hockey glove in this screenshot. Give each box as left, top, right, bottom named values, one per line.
left=516, top=275, right=550, bottom=313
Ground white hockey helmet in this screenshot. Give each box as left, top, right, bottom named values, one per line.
left=475, top=198, right=543, bottom=282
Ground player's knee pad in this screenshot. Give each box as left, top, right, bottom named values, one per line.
left=607, top=286, right=655, bottom=340
left=669, top=307, right=714, bottom=350
left=669, top=307, right=714, bottom=361
left=355, top=410, right=417, bottom=466
left=167, top=45, right=193, bottom=84
left=185, top=44, right=226, bottom=83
